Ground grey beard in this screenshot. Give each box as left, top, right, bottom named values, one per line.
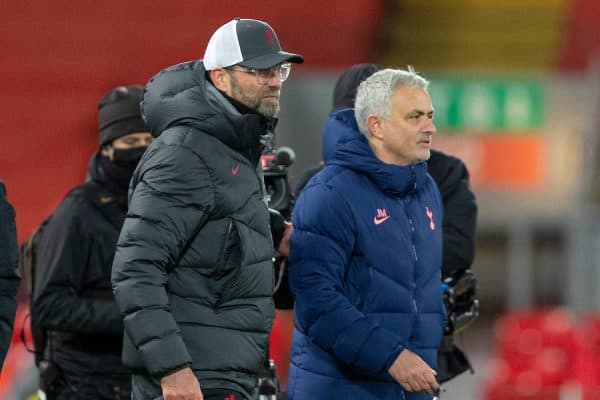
left=257, top=101, right=280, bottom=119
left=228, top=72, right=279, bottom=118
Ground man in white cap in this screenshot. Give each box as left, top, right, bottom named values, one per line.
left=111, top=18, right=302, bottom=400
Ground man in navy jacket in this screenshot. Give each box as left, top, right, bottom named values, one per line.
left=294, top=63, right=478, bottom=384
left=288, top=68, right=444, bottom=399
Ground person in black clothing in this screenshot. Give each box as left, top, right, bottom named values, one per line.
left=426, top=150, right=477, bottom=276
left=111, top=18, right=302, bottom=400
left=0, top=181, right=20, bottom=370
left=31, top=85, right=152, bottom=399
left=293, top=63, right=478, bottom=384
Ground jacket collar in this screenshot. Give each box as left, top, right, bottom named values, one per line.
left=142, top=60, right=273, bottom=165
left=323, top=109, right=428, bottom=196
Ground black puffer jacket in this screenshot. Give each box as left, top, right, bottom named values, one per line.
left=111, top=61, right=275, bottom=397
left=0, top=182, right=20, bottom=370
left=31, top=157, right=129, bottom=379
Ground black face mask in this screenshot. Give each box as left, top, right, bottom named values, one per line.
left=98, top=146, right=147, bottom=193
left=112, top=147, right=148, bottom=168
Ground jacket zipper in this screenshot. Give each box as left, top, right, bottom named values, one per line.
left=403, top=199, right=419, bottom=322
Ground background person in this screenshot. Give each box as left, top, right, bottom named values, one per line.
left=31, top=85, right=152, bottom=399
left=0, top=182, right=20, bottom=371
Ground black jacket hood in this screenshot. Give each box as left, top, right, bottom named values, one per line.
left=141, top=60, right=273, bottom=162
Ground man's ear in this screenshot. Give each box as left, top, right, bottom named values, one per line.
left=366, top=115, right=383, bottom=140
left=209, top=69, right=229, bottom=92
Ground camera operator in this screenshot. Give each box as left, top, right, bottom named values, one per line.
left=30, top=85, right=152, bottom=399
left=294, top=63, right=478, bottom=384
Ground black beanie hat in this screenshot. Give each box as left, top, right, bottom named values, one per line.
left=98, top=85, right=147, bottom=148
left=331, top=63, right=383, bottom=112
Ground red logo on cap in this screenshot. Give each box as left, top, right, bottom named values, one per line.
left=264, top=29, right=274, bottom=46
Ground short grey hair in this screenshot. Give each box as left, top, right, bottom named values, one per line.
left=354, top=66, right=429, bottom=137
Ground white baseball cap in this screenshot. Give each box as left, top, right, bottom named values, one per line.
left=203, top=18, right=304, bottom=70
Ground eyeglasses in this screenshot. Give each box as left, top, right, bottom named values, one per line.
left=228, top=63, right=292, bottom=84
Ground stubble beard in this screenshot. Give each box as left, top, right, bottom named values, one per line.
left=230, top=75, right=280, bottom=119
left=257, top=99, right=280, bottom=119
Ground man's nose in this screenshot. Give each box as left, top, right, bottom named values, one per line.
left=424, top=119, right=436, bottom=134
left=265, top=74, right=283, bottom=89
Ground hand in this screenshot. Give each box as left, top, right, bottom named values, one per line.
left=388, top=349, right=439, bottom=393
left=160, top=367, right=203, bottom=400
left=276, top=222, right=293, bottom=257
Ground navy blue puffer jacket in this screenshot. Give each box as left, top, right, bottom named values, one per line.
left=287, top=109, right=445, bottom=400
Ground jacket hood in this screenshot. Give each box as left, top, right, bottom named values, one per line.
left=141, top=60, right=273, bottom=159
left=322, top=109, right=428, bottom=196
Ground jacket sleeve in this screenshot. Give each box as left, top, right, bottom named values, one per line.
left=269, top=208, right=285, bottom=249
left=111, top=143, right=214, bottom=377
left=435, top=158, right=477, bottom=276
left=0, top=183, right=20, bottom=369
left=427, top=150, right=477, bottom=277
left=289, top=184, right=405, bottom=375
left=31, top=196, right=123, bottom=334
